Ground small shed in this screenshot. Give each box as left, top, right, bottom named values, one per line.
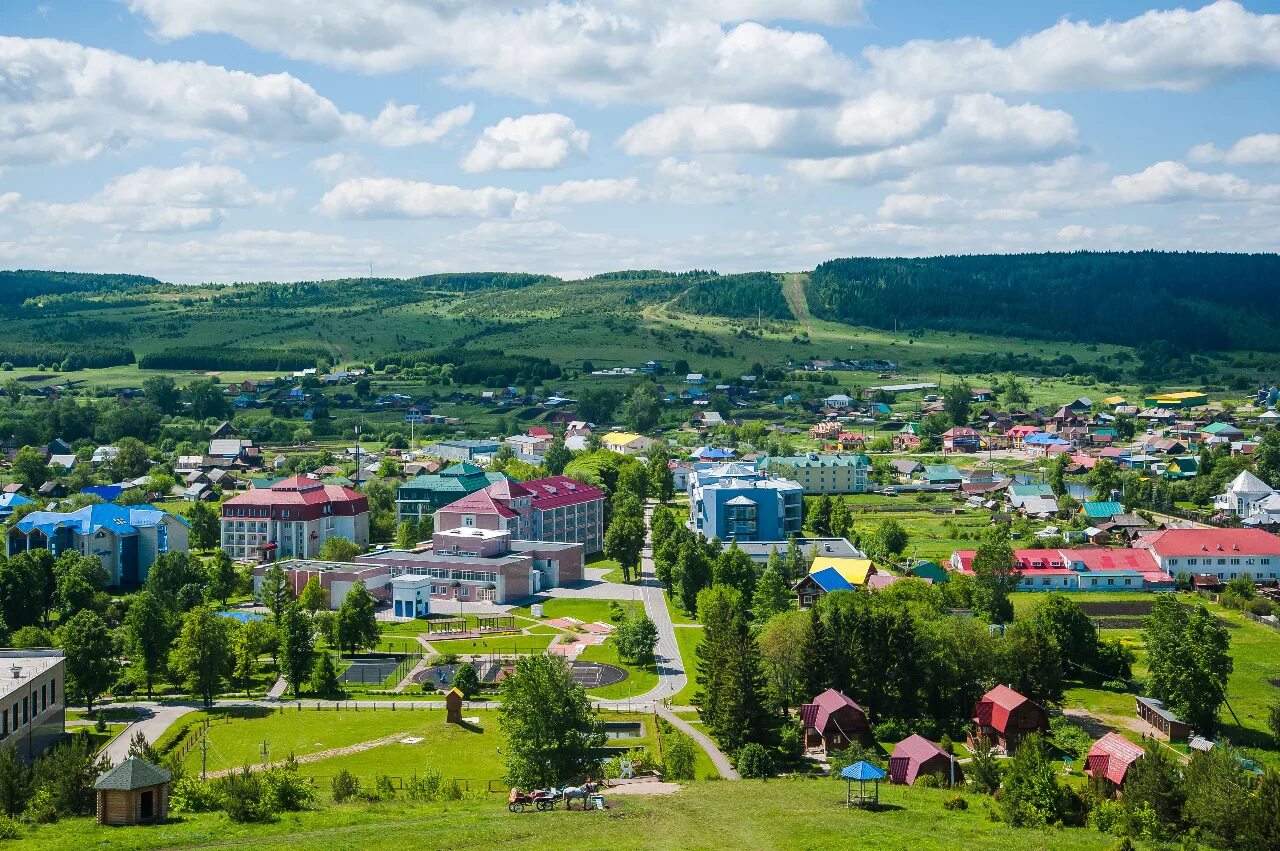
left=445, top=686, right=464, bottom=724
left=889, top=734, right=961, bottom=786
left=94, top=757, right=171, bottom=825
left=1135, top=696, right=1192, bottom=741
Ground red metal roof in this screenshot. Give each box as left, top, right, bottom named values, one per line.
left=438, top=489, right=519, bottom=519
left=521, top=476, right=604, bottom=510
left=976, top=685, right=1032, bottom=733
left=1085, top=733, right=1144, bottom=786
left=805, top=688, right=865, bottom=736
left=1139, top=528, right=1280, bottom=558
left=527, top=427, right=552, bottom=439
left=222, top=475, right=367, bottom=518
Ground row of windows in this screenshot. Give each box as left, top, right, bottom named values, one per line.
left=1170, top=557, right=1273, bottom=567
left=0, top=678, right=56, bottom=739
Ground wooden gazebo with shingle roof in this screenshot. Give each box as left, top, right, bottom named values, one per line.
left=94, top=756, right=171, bottom=825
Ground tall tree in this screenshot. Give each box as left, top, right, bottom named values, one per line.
left=646, top=447, right=675, bottom=503
left=256, top=561, right=293, bottom=626
left=604, top=514, right=645, bottom=583
left=943, top=379, right=972, bottom=427
left=232, top=618, right=271, bottom=697
left=56, top=610, right=118, bottom=711
left=751, top=557, right=793, bottom=623
left=11, top=446, right=49, bottom=489
left=694, top=585, right=770, bottom=753
left=809, top=494, right=832, bottom=536
left=206, top=550, right=238, bottom=607
left=0, top=552, right=47, bottom=631
left=970, top=527, right=1021, bottom=623
left=170, top=605, right=234, bottom=708
left=1254, top=428, right=1280, bottom=489
left=1086, top=458, right=1123, bottom=502
left=279, top=604, right=316, bottom=697
left=142, top=375, right=181, bottom=414
left=757, top=610, right=810, bottom=714
left=298, top=575, right=328, bottom=613
left=318, top=535, right=363, bottom=561
left=1145, top=596, right=1233, bottom=735
left=675, top=538, right=712, bottom=615
left=498, top=655, right=604, bottom=789
left=336, top=581, right=380, bottom=656
left=713, top=541, right=756, bottom=603
left=185, top=501, right=221, bottom=551
left=544, top=438, right=572, bottom=476
left=123, top=590, right=173, bottom=699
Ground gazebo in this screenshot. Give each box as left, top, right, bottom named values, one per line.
left=841, top=760, right=885, bottom=809
left=94, top=757, right=172, bottom=825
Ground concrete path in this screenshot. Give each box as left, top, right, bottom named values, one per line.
left=265, top=676, right=288, bottom=700
left=656, top=706, right=738, bottom=780
left=103, top=703, right=199, bottom=765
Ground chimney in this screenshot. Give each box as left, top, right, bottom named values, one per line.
left=9, top=665, right=20, bottom=680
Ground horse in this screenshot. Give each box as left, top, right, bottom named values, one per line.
left=561, top=780, right=600, bottom=810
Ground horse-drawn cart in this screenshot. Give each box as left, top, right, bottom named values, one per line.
left=507, top=787, right=558, bottom=813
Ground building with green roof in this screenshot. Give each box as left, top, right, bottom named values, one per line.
left=396, top=462, right=509, bottom=522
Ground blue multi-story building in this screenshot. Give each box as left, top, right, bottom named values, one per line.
left=7, top=504, right=190, bottom=587
left=688, top=463, right=803, bottom=542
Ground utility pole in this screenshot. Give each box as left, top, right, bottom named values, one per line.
left=260, top=738, right=270, bottom=770
left=354, top=422, right=362, bottom=488
left=201, top=734, right=209, bottom=780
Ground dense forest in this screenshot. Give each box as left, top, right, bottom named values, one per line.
left=807, top=252, right=1280, bottom=351
left=373, top=347, right=562, bottom=385
left=674, top=272, right=795, bottom=319
left=0, top=270, right=161, bottom=306
left=137, top=346, right=330, bottom=371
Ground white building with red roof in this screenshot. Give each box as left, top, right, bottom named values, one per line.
left=949, top=546, right=1175, bottom=591
left=1135, top=527, right=1280, bottom=582
left=434, top=475, right=604, bottom=554
left=220, top=475, right=369, bottom=561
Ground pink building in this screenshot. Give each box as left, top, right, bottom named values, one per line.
left=221, top=475, right=369, bottom=562
left=434, top=476, right=605, bottom=554
left=354, top=526, right=584, bottom=605
left=251, top=560, right=391, bottom=609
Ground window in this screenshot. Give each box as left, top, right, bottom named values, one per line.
left=0, top=708, right=5, bottom=737
left=41, top=683, right=46, bottom=711
left=21, top=696, right=28, bottom=725
left=1187, top=558, right=1197, bottom=566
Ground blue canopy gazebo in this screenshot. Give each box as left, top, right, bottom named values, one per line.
left=841, top=761, right=885, bottom=808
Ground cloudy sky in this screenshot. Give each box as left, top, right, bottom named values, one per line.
left=2, top=1, right=1279, bottom=282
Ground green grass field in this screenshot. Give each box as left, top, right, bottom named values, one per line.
left=579, top=638, right=659, bottom=701
left=426, top=634, right=556, bottom=656
left=670, top=626, right=705, bottom=707
left=508, top=598, right=643, bottom=625
left=17, top=779, right=1125, bottom=850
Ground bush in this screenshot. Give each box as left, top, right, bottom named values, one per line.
left=169, top=777, right=223, bottom=813
left=218, top=768, right=274, bottom=823
left=262, top=758, right=314, bottom=812
left=331, top=770, right=360, bottom=803
left=1049, top=716, right=1093, bottom=761
left=440, top=778, right=462, bottom=801
left=0, top=815, right=20, bottom=838
left=664, top=734, right=697, bottom=781
left=942, top=795, right=969, bottom=811
left=736, top=743, right=774, bottom=779
left=375, top=775, right=397, bottom=800
left=871, top=718, right=911, bottom=743
left=1249, top=598, right=1274, bottom=617
left=21, top=790, right=57, bottom=824
left=405, top=768, right=442, bottom=802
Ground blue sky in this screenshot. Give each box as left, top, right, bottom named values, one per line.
left=1, top=0, right=1278, bottom=282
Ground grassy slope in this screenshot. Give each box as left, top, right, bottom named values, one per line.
left=21, top=781, right=1122, bottom=851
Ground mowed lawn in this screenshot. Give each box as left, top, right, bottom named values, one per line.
left=426, top=633, right=557, bottom=657
left=578, top=637, right=659, bottom=700
left=669, top=626, right=705, bottom=707
left=181, top=707, right=499, bottom=775
left=508, top=597, right=643, bottom=625
left=21, top=779, right=1124, bottom=851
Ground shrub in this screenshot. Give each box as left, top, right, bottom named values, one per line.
left=331, top=770, right=360, bottom=804
left=21, top=790, right=57, bottom=824
left=0, top=815, right=20, bottom=839
left=375, top=775, right=397, bottom=800
left=736, top=743, right=774, bottom=779
left=779, top=722, right=804, bottom=760
left=1049, top=716, right=1093, bottom=761
left=942, top=795, right=968, bottom=811
left=440, top=778, right=462, bottom=801
left=664, top=734, right=697, bottom=781
left=405, top=768, right=442, bottom=802
left=871, top=718, right=911, bottom=743
left=1249, top=598, right=1274, bottom=617
left=169, top=777, right=223, bottom=813
left=262, top=758, right=314, bottom=812
left=916, top=772, right=943, bottom=788
left=218, top=768, right=274, bottom=823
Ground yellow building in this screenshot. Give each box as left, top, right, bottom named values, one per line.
left=809, top=556, right=877, bottom=587
left=600, top=432, right=657, bottom=456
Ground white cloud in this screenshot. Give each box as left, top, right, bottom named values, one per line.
left=536, top=177, right=643, bottom=206
left=0, top=36, right=462, bottom=165
left=0, top=192, right=20, bottom=215
left=1189, top=133, right=1280, bottom=165
left=308, top=153, right=370, bottom=183
left=866, top=1, right=1280, bottom=93
left=833, top=92, right=937, bottom=147
left=99, top=229, right=386, bottom=281
left=790, top=94, right=1078, bottom=183
left=1108, top=161, right=1257, bottom=204
left=462, top=114, right=589, bottom=172
left=318, top=177, right=529, bottom=219
left=653, top=158, right=779, bottom=204
left=366, top=102, right=474, bottom=147
left=127, top=2, right=855, bottom=106
left=620, top=104, right=801, bottom=156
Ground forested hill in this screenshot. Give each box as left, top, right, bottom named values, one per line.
left=806, top=252, right=1280, bottom=352
left=0, top=270, right=163, bottom=305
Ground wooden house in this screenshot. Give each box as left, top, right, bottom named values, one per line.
left=889, top=734, right=961, bottom=786
left=1135, top=696, right=1192, bottom=741
left=1084, top=733, right=1145, bottom=788
left=799, top=689, right=871, bottom=753
left=94, top=757, right=171, bottom=825
left=972, top=685, right=1049, bottom=752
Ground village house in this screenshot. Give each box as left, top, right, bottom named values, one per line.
left=600, top=432, right=657, bottom=456
left=433, top=476, right=605, bottom=554
left=1084, top=733, right=1145, bottom=789
left=220, top=475, right=369, bottom=562
left=942, top=427, right=982, bottom=453
left=793, top=556, right=877, bottom=607
left=890, top=735, right=961, bottom=786
left=799, top=689, right=871, bottom=753
left=430, top=439, right=502, bottom=462
left=972, top=685, right=1049, bottom=753
left=950, top=546, right=1174, bottom=591
left=1135, top=696, right=1192, bottom=741
left=94, top=758, right=171, bottom=825
left=8, top=504, right=190, bottom=587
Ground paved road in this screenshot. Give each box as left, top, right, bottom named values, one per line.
left=657, top=706, right=739, bottom=780
left=103, top=703, right=199, bottom=765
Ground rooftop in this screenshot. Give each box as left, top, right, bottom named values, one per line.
left=0, top=649, right=64, bottom=700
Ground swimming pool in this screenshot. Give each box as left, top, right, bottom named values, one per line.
left=218, top=611, right=266, bottom=623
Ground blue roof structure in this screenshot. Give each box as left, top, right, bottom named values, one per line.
left=82, top=485, right=124, bottom=502
left=1025, top=432, right=1070, bottom=446
left=693, top=446, right=736, bottom=461
left=809, top=567, right=855, bottom=593
left=0, top=493, right=34, bottom=514
left=14, top=503, right=186, bottom=539
left=841, top=761, right=886, bottom=780
left=1082, top=501, right=1124, bottom=518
